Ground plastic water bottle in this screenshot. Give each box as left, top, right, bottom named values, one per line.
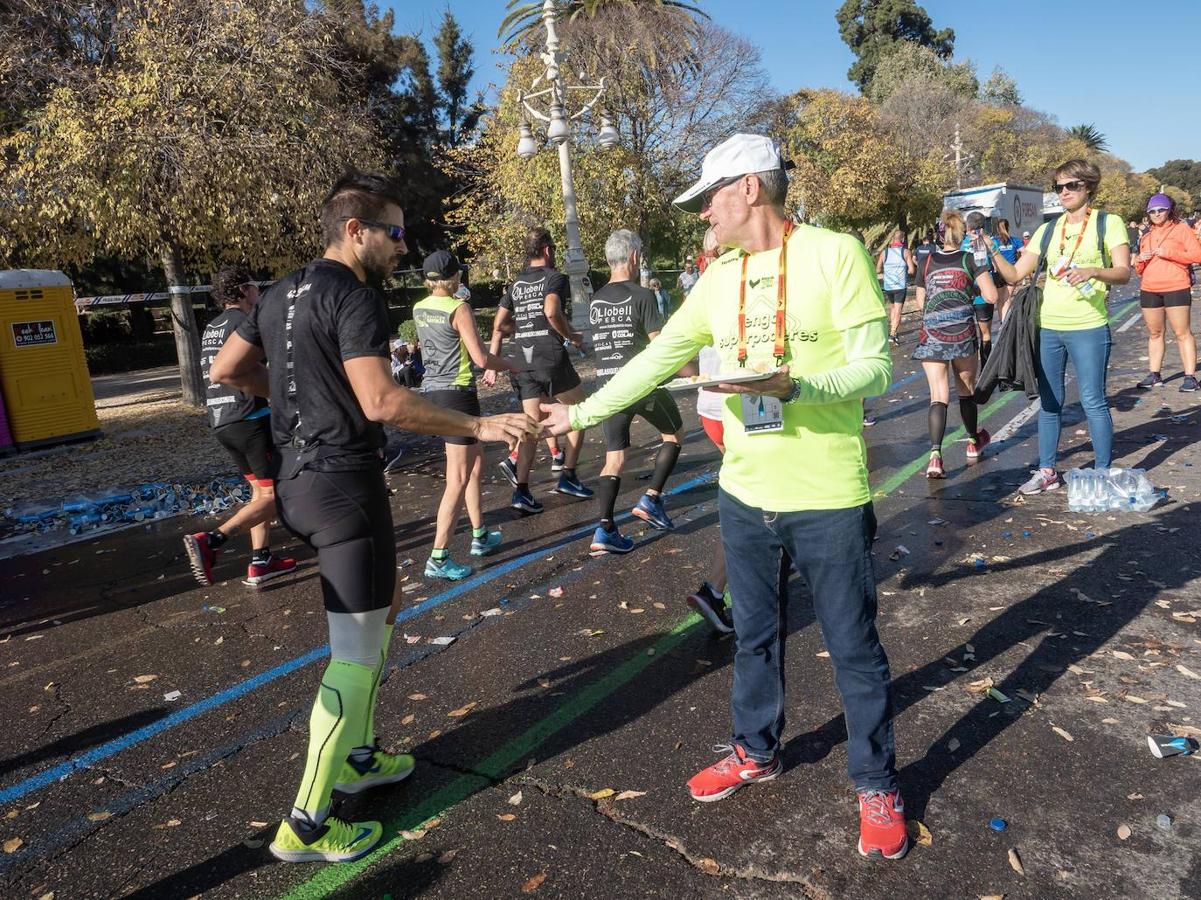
left=1069, top=264, right=1096, bottom=298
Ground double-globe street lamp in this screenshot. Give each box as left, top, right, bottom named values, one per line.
left=515, top=0, right=620, bottom=338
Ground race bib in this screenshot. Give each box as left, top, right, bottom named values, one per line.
left=741, top=393, right=783, bottom=433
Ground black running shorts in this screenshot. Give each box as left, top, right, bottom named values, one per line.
left=275, top=466, right=395, bottom=614
left=883, top=289, right=906, bottom=304
left=213, top=416, right=275, bottom=484
left=973, top=301, right=995, bottom=323
left=1140, top=289, right=1192, bottom=309
left=601, top=389, right=683, bottom=451
left=509, top=359, right=581, bottom=401
left=423, top=388, right=481, bottom=445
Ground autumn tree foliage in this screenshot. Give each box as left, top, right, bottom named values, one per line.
left=0, top=0, right=381, bottom=405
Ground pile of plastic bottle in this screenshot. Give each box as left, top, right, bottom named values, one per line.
left=2, top=477, right=252, bottom=537
left=1065, top=468, right=1160, bottom=513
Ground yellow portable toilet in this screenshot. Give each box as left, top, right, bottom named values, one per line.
left=0, top=270, right=100, bottom=449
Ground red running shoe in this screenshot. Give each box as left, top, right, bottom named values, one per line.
left=244, top=555, right=297, bottom=586
left=966, top=428, right=991, bottom=460
left=857, top=789, right=909, bottom=860
left=183, top=532, right=216, bottom=586
left=925, top=451, right=944, bottom=479
left=687, top=743, right=781, bottom=802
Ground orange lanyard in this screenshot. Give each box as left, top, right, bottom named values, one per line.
left=1057, top=207, right=1092, bottom=266
left=737, top=220, right=793, bottom=367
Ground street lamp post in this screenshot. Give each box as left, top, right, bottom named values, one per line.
left=515, top=0, right=620, bottom=339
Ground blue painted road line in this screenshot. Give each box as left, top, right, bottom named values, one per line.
left=0, top=470, right=719, bottom=808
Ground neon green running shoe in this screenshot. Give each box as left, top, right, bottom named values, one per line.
left=269, top=815, right=382, bottom=863
left=334, top=747, right=416, bottom=795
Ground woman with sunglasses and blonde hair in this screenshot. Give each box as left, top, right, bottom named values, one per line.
left=988, top=159, right=1131, bottom=494
left=1133, top=193, right=1201, bottom=392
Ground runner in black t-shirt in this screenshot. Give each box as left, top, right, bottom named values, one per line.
left=210, top=171, right=537, bottom=865
left=183, top=267, right=296, bottom=588
left=587, top=229, right=686, bottom=555
left=484, top=227, right=593, bottom=513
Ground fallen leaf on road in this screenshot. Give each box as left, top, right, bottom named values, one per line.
left=697, top=858, right=721, bottom=876
left=907, top=819, right=933, bottom=846
left=589, top=788, right=615, bottom=800
left=1117, top=824, right=1131, bottom=840
left=653, top=602, right=666, bottom=610
left=548, top=587, right=564, bottom=598
left=400, top=829, right=427, bottom=840
left=1085, top=696, right=1109, bottom=703
left=1051, top=726, right=1074, bottom=742
left=1176, top=665, right=1201, bottom=681
left=497, top=814, right=516, bottom=822
left=966, top=677, right=994, bottom=694
left=1124, top=695, right=1147, bottom=705
left=402, top=714, right=415, bottom=725
left=1111, top=651, right=1134, bottom=661
left=87, top=812, right=112, bottom=822
left=438, top=849, right=459, bottom=864
left=408, top=693, right=428, bottom=701
left=132, top=674, right=158, bottom=684
left=521, top=872, right=547, bottom=892
left=3, top=837, right=22, bottom=853
left=508, top=791, right=523, bottom=806
left=614, top=790, right=647, bottom=801
left=979, top=895, right=1005, bottom=900
left=1168, top=723, right=1201, bottom=740
left=447, top=702, right=478, bottom=718
left=816, top=650, right=830, bottom=658
left=428, top=637, right=456, bottom=646
left=1007, top=848, right=1025, bottom=876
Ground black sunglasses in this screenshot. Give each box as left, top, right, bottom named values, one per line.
left=343, top=217, right=405, bottom=241
left=701, top=175, right=745, bottom=209
left=1052, top=180, right=1085, bottom=194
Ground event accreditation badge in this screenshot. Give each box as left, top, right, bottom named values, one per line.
left=741, top=393, right=784, bottom=433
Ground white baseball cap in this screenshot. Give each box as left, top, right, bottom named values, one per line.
left=673, top=134, right=786, bottom=213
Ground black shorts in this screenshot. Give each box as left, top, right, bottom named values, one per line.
left=601, top=389, right=683, bottom=451
left=275, top=466, right=394, bottom=614
left=213, top=416, right=275, bottom=484
left=509, top=358, right=581, bottom=401
left=1140, top=289, right=1192, bottom=309
left=991, top=271, right=1008, bottom=288
left=423, top=388, right=481, bottom=445
left=973, top=301, right=995, bottom=323
left=883, top=289, right=906, bottom=304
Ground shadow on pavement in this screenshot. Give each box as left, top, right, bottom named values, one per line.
left=0, top=707, right=168, bottom=776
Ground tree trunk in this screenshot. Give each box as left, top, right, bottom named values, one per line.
left=160, top=244, right=206, bottom=407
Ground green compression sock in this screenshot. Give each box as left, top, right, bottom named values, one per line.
left=350, top=624, right=395, bottom=762
left=291, top=658, right=374, bottom=823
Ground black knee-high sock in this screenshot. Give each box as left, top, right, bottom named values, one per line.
left=980, top=340, right=992, bottom=367
left=958, top=397, right=979, bottom=441
left=648, top=441, right=681, bottom=495
left=597, top=475, right=620, bottom=530
left=928, top=401, right=948, bottom=451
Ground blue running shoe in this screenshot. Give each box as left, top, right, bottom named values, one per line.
left=425, top=555, right=472, bottom=581
left=470, top=528, right=503, bottom=556
left=554, top=473, right=593, bottom=499
left=589, top=525, right=634, bottom=556
left=631, top=493, right=673, bottom=530
left=498, top=456, right=518, bottom=487
left=511, top=486, right=543, bottom=513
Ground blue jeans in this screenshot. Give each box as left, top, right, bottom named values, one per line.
left=718, top=489, right=897, bottom=792
left=1036, top=325, right=1113, bottom=470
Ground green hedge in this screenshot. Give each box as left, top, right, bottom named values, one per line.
left=86, top=340, right=178, bottom=375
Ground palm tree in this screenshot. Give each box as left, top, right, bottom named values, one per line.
left=1068, top=123, right=1108, bottom=153
left=499, top=0, right=708, bottom=48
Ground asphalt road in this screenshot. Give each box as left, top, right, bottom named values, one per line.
left=91, top=366, right=182, bottom=407
left=3, top=280, right=1200, bottom=899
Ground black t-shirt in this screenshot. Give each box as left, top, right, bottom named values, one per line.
left=200, top=308, right=268, bottom=429
left=237, top=259, right=389, bottom=469
left=499, top=265, right=571, bottom=371
left=589, top=280, right=663, bottom=384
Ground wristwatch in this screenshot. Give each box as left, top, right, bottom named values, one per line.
left=781, top=378, right=802, bottom=405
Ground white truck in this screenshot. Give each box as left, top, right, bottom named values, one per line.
left=942, top=182, right=1047, bottom=235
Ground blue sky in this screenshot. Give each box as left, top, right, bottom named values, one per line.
left=389, top=1, right=1197, bottom=172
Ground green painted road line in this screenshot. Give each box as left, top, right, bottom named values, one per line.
left=282, top=612, right=703, bottom=900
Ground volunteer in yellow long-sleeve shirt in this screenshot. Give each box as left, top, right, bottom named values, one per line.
left=541, top=134, right=908, bottom=862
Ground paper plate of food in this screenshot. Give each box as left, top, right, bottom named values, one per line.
left=663, top=364, right=779, bottom=393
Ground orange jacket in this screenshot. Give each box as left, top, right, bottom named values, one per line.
left=1136, top=221, right=1201, bottom=292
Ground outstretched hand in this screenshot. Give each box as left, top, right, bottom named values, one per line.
left=539, top=401, right=572, bottom=437
left=477, top=412, right=540, bottom=449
